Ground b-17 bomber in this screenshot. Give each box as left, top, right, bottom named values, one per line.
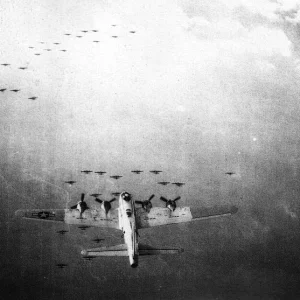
left=64, top=180, right=76, bottom=185
left=57, top=230, right=68, bottom=235
left=34, top=53, right=41, bottom=56
left=53, top=43, right=60, bottom=45
left=92, top=238, right=104, bottom=243
left=93, top=41, right=100, bottom=43
left=111, top=192, right=120, bottom=197
left=28, top=97, right=37, bottom=100
left=172, top=182, right=185, bottom=187
left=131, top=170, right=143, bottom=174
left=19, top=67, right=27, bottom=70
left=94, top=171, right=106, bottom=175
left=60, top=50, right=67, bottom=52
left=225, top=172, right=235, bottom=176
left=110, top=175, right=122, bottom=180
left=0, top=89, right=6, bottom=92
left=1, top=63, right=10, bottom=66
left=111, top=36, right=118, bottom=38
left=158, top=182, right=170, bottom=186
left=81, top=170, right=93, bottom=174
left=56, top=263, right=68, bottom=269
left=10, top=89, right=20, bottom=92
left=90, top=193, right=102, bottom=198
left=15, top=191, right=238, bottom=268
left=150, top=170, right=162, bottom=174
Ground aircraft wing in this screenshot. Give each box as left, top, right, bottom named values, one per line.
left=136, top=205, right=238, bottom=229
left=15, top=208, right=120, bottom=230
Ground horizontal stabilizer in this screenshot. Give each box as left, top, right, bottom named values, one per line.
left=138, top=244, right=183, bottom=255
left=81, top=244, right=128, bottom=257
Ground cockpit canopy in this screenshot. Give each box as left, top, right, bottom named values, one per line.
left=121, top=192, right=131, bottom=202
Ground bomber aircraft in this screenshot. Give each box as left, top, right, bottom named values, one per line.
left=15, top=192, right=237, bottom=268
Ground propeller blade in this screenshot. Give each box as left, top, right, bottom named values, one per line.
left=160, top=196, right=168, bottom=202
left=95, top=198, right=103, bottom=204
left=81, top=193, right=85, bottom=201
left=173, top=196, right=181, bottom=202
left=148, top=194, right=155, bottom=201
left=109, top=198, right=116, bottom=203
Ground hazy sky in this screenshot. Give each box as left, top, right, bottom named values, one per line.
left=1, top=0, right=300, bottom=299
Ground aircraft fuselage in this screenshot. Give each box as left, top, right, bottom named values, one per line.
left=118, top=192, right=138, bottom=267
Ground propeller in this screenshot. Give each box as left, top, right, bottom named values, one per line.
left=95, top=197, right=116, bottom=215
left=160, top=196, right=181, bottom=211
left=135, top=194, right=155, bottom=212
left=70, top=193, right=89, bottom=218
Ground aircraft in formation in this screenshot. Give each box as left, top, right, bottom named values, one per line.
left=11, top=89, right=20, bottom=92
left=0, top=89, right=6, bottom=92
left=111, top=192, right=121, bottom=197
left=1, top=63, right=10, bottom=66
left=92, top=238, right=104, bottom=243
left=15, top=191, right=238, bottom=268
left=19, top=67, right=27, bottom=70
left=131, top=170, right=143, bottom=174
left=90, top=193, right=102, bottom=198
left=172, top=182, right=185, bottom=187
left=81, top=170, right=93, bottom=174
left=94, top=171, right=106, bottom=175
left=158, top=182, right=170, bottom=186
left=225, top=172, right=235, bottom=176
left=56, top=263, right=68, bottom=269
left=64, top=180, right=76, bottom=185
left=57, top=230, right=68, bottom=235
left=28, top=97, right=38, bottom=100
left=150, top=170, right=162, bottom=174
left=110, top=175, right=122, bottom=180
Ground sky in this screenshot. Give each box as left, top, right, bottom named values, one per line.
left=1, top=0, right=300, bottom=299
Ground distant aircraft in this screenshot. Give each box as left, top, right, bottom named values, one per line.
left=90, top=193, right=102, bottom=198
left=28, top=47, right=34, bottom=49
left=60, top=50, right=67, bottom=52
left=40, top=42, right=45, bottom=44
left=111, top=192, right=120, bottom=197
left=94, top=171, right=106, bottom=175
left=64, top=33, right=71, bottom=36
left=53, top=43, right=60, bottom=45
left=70, top=193, right=89, bottom=219
left=81, top=30, right=88, bottom=33
left=76, top=36, right=82, bottom=38
left=34, top=53, right=41, bottom=56
left=82, top=255, right=96, bottom=261
left=57, top=230, right=68, bottom=235
left=92, top=238, right=104, bottom=243
left=129, top=31, right=136, bottom=33
left=158, top=182, right=170, bottom=186
left=1, top=63, right=10, bottom=66
left=64, top=180, right=76, bottom=185
left=135, top=194, right=155, bottom=213
left=56, top=263, right=68, bottom=269
left=131, top=170, right=143, bottom=174
left=110, top=175, right=122, bottom=180
left=94, top=197, right=116, bottom=215
left=150, top=170, right=162, bottom=174
left=225, top=172, right=235, bottom=176
left=81, top=170, right=93, bottom=174
left=112, top=25, right=116, bottom=27
left=172, top=182, right=185, bottom=187
left=78, top=225, right=91, bottom=231
left=28, top=97, right=37, bottom=100
left=111, top=36, right=118, bottom=38
left=0, top=89, right=6, bottom=92
left=93, top=41, right=100, bottom=43
left=160, top=196, right=181, bottom=211
left=19, top=67, right=27, bottom=70
left=44, top=49, right=51, bottom=51
left=10, top=89, right=20, bottom=92
left=15, top=192, right=238, bottom=268
left=92, top=30, right=98, bottom=32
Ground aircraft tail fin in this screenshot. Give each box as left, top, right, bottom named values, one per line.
left=138, top=244, right=184, bottom=255
left=81, top=244, right=128, bottom=257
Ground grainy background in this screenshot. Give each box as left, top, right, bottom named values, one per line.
left=1, top=0, right=300, bottom=299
